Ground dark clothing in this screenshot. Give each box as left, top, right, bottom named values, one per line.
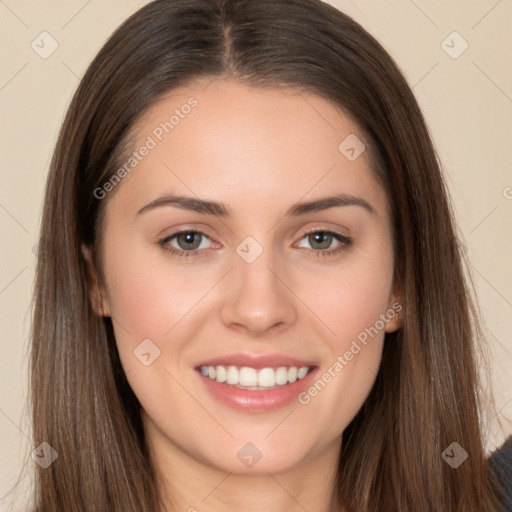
left=490, top=436, right=512, bottom=511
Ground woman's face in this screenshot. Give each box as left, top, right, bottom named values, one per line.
left=88, top=79, right=401, bottom=475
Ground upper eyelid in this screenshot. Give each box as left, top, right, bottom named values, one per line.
left=162, top=230, right=219, bottom=249
left=294, top=229, right=351, bottom=248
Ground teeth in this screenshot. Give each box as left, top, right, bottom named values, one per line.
left=258, top=368, right=276, bottom=387
left=226, top=365, right=238, bottom=385
left=239, top=367, right=258, bottom=386
left=297, top=367, right=309, bottom=379
left=215, top=365, right=227, bottom=383
left=275, top=367, right=288, bottom=385
left=199, top=365, right=312, bottom=389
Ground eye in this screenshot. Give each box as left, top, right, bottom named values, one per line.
left=158, top=228, right=352, bottom=259
left=295, top=230, right=352, bottom=257
left=159, top=230, right=214, bottom=257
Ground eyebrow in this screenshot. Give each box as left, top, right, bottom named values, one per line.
left=136, top=193, right=377, bottom=217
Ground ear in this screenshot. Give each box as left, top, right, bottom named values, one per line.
left=385, top=279, right=403, bottom=333
left=81, top=244, right=110, bottom=317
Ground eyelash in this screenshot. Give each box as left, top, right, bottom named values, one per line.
left=158, top=229, right=352, bottom=259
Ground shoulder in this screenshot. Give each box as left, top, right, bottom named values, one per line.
left=490, top=436, right=512, bottom=511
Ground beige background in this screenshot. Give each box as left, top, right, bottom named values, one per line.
left=0, top=0, right=511, bottom=509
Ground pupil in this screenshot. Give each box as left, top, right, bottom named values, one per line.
left=178, top=232, right=200, bottom=250
left=310, top=232, right=331, bottom=250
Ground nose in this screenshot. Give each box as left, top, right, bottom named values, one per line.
left=219, top=249, right=298, bottom=337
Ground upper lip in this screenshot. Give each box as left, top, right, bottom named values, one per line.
left=195, top=353, right=317, bottom=370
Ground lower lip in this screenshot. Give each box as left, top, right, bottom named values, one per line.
left=196, top=368, right=318, bottom=413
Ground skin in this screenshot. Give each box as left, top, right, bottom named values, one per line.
left=83, top=79, right=402, bottom=512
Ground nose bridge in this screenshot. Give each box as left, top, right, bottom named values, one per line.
left=220, top=238, right=297, bottom=336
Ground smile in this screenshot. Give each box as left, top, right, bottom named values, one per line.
left=199, top=365, right=313, bottom=390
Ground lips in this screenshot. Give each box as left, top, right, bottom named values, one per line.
left=194, top=353, right=318, bottom=412
left=195, top=353, right=317, bottom=370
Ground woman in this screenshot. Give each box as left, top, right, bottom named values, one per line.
left=26, top=0, right=508, bottom=510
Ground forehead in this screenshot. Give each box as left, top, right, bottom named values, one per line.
left=106, top=79, right=388, bottom=221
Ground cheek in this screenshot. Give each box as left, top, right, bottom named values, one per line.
left=102, top=250, right=217, bottom=412
left=291, top=243, right=393, bottom=427
left=298, top=243, right=394, bottom=351
left=103, top=246, right=220, bottom=341
left=325, top=269, right=392, bottom=348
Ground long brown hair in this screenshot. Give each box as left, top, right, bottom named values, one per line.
left=24, top=0, right=504, bottom=510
